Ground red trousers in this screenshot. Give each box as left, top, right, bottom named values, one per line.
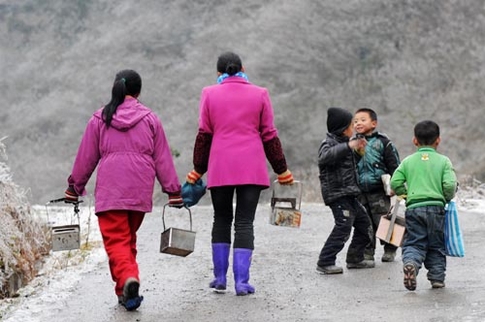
left=97, top=210, right=145, bottom=296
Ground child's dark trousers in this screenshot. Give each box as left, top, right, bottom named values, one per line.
left=318, top=196, right=371, bottom=267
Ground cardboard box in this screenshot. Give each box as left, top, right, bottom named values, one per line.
left=376, top=215, right=406, bottom=247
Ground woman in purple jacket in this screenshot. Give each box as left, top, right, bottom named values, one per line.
left=186, top=52, right=294, bottom=296
left=64, top=69, right=183, bottom=311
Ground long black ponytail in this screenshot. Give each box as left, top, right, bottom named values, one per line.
left=102, top=69, right=142, bottom=128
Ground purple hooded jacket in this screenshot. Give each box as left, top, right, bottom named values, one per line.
left=68, top=97, right=181, bottom=213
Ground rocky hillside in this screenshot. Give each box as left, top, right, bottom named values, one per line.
left=1, top=0, right=484, bottom=204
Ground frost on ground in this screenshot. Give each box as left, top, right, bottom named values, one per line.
left=454, top=176, right=485, bottom=211
left=0, top=204, right=105, bottom=320
left=0, top=138, right=51, bottom=300
left=0, top=135, right=107, bottom=320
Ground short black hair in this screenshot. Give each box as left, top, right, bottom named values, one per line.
left=217, top=52, right=242, bottom=75
left=355, top=108, right=377, bottom=121
left=414, top=120, right=440, bottom=145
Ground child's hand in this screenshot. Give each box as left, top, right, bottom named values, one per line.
left=349, top=136, right=367, bottom=153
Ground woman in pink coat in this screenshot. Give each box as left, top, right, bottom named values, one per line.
left=64, top=69, right=183, bottom=311
left=186, top=52, right=294, bottom=296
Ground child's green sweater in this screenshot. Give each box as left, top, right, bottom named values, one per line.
left=391, top=147, right=457, bottom=209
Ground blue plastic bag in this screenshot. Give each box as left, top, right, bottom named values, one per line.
left=444, top=201, right=465, bottom=257
left=181, top=179, right=207, bottom=207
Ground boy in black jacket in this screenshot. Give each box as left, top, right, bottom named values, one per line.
left=316, top=107, right=374, bottom=274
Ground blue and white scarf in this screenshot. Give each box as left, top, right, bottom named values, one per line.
left=217, top=72, right=249, bottom=84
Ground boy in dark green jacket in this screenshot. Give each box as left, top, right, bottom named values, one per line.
left=354, top=108, right=401, bottom=263
left=391, top=120, right=457, bottom=291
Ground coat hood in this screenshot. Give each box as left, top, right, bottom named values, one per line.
left=93, top=96, right=151, bottom=131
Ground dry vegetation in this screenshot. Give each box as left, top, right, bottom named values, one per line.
left=0, top=139, right=51, bottom=298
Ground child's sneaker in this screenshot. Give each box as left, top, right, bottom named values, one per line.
left=346, top=260, right=375, bottom=269
left=121, top=278, right=144, bottom=311
left=430, top=280, right=445, bottom=289
left=381, top=250, right=396, bottom=262
left=403, top=263, right=417, bottom=291
left=316, top=265, right=343, bottom=274
left=364, top=254, right=375, bottom=261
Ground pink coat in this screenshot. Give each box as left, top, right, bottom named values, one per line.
left=68, top=97, right=181, bottom=213
left=199, top=77, right=278, bottom=188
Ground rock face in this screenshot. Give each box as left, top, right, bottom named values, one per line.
left=1, top=1, right=484, bottom=204
left=0, top=140, right=50, bottom=298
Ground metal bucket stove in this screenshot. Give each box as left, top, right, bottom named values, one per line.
left=270, top=180, right=303, bottom=228
left=46, top=198, right=82, bottom=252
left=160, top=204, right=196, bottom=257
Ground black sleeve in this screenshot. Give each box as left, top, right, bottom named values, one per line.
left=381, top=137, right=400, bottom=175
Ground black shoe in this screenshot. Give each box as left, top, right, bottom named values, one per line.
left=430, top=280, right=445, bottom=289
left=121, top=278, right=144, bottom=311
left=316, top=265, right=343, bottom=274
left=364, top=254, right=375, bottom=261
left=382, top=251, right=396, bottom=262
left=347, top=260, right=375, bottom=269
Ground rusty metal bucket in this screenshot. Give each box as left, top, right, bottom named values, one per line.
left=160, top=204, right=196, bottom=257
left=270, top=180, right=302, bottom=228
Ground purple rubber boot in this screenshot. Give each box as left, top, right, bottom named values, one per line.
left=209, top=243, right=230, bottom=292
left=233, top=248, right=255, bottom=296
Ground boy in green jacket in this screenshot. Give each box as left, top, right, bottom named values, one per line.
left=354, top=108, right=401, bottom=263
left=391, top=120, right=457, bottom=291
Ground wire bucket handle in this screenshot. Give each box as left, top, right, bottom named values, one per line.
left=271, top=180, right=302, bottom=210
left=162, top=204, right=193, bottom=232
left=45, top=198, right=83, bottom=226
